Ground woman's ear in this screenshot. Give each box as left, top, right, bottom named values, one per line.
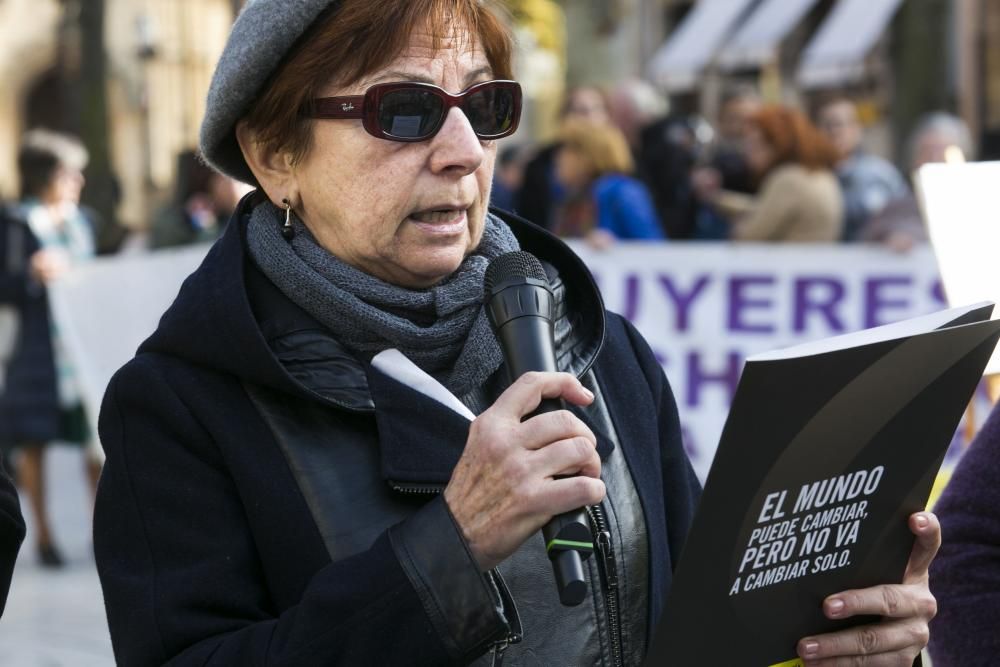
left=235, top=120, right=296, bottom=205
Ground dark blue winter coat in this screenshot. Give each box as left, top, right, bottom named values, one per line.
left=94, top=196, right=700, bottom=665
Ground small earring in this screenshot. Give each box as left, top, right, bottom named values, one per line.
left=281, top=198, right=295, bottom=240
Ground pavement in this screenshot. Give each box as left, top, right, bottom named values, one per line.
left=0, top=445, right=114, bottom=666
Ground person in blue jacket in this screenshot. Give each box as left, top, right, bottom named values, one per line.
left=552, top=117, right=665, bottom=246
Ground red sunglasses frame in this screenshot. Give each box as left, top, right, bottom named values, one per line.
left=309, top=79, right=522, bottom=142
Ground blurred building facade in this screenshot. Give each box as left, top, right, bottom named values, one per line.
left=0, top=0, right=64, bottom=199
left=1, top=0, right=998, bottom=229
left=630, top=0, right=997, bottom=166
left=975, top=1, right=1000, bottom=159
left=104, top=0, right=234, bottom=227
left=0, top=0, right=235, bottom=229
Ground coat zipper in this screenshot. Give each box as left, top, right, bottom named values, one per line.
left=388, top=482, right=522, bottom=664
left=388, top=481, right=445, bottom=495
left=487, top=569, right=523, bottom=667
left=589, top=503, right=624, bottom=667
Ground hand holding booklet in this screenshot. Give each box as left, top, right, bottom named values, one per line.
left=645, top=302, right=1000, bottom=666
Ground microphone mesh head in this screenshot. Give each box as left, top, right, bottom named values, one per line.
left=484, top=251, right=548, bottom=294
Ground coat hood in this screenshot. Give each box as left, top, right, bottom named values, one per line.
left=139, top=193, right=606, bottom=411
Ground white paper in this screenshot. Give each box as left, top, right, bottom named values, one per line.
left=370, top=348, right=475, bottom=421
left=918, top=161, right=1000, bottom=374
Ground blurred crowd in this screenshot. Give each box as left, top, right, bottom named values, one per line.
left=496, top=83, right=973, bottom=252
left=0, top=85, right=977, bottom=571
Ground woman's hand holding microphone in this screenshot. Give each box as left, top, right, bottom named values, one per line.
left=444, top=372, right=606, bottom=571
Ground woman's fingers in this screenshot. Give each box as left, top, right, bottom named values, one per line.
left=903, top=511, right=941, bottom=582
left=794, top=514, right=939, bottom=666
left=490, top=371, right=594, bottom=419
left=535, top=476, right=606, bottom=517
left=797, top=618, right=927, bottom=663
left=529, top=436, right=602, bottom=479
left=799, top=651, right=921, bottom=667
left=819, top=583, right=937, bottom=621
left=520, top=410, right=597, bottom=451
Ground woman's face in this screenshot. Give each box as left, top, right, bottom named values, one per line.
left=554, top=145, right=590, bottom=190
left=290, top=27, right=497, bottom=288
left=743, top=125, right=774, bottom=176
left=564, top=88, right=610, bottom=125
left=42, top=165, right=85, bottom=207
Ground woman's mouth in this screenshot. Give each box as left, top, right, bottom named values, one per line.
left=408, top=208, right=468, bottom=234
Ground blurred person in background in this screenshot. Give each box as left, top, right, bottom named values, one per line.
left=689, top=84, right=762, bottom=240
left=552, top=118, right=664, bottom=247
left=607, top=78, right=669, bottom=154
left=150, top=150, right=253, bottom=249
left=700, top=84, right=761, bottom=196
left=515, top=85, right=612, bottom=230
left=927, top=398, right=1000, bottom=665
left=909, top=112, right=974, bottom=168
left=637, top=110, right=714, bottom=240
left=862, top=112, right=974, bottom=252
left=703, top=105, right=843, bottom=242
left=816, top=96, right=910, bottom=242
left=488, top=143, right=527, bottom=213
left=0, top=129, right=101, bottom=568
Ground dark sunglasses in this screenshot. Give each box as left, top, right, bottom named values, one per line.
left=309, top=79, right=522, bottom=142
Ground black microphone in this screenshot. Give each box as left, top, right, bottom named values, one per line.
left=484, top=250, right=594, bottom=607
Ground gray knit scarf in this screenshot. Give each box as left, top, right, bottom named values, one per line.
left=246, top=202, right=519, bottom=396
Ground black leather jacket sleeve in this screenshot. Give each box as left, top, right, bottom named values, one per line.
left=94, top=356, right=511, bottom=666
left=390, top=498, right=518, bottom=663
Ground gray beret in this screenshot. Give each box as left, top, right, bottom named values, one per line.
left=200, top=0, right=341, bottom=183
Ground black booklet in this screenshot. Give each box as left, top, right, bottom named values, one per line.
left=645, top=302, right=1000, bottom=666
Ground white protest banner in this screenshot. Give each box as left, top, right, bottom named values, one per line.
left=571, top=242, right=951, bottom=481
left=50, top=241, right=983, bottom=482
left=47, top=244, right=211, bottom=433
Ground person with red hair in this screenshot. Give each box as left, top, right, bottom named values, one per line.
left=707, top=104, right=844, bottom=242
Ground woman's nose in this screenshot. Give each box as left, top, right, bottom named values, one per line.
left=428, top=107, right=485, bottom=176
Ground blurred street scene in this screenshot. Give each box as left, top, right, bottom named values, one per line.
left=1, top=0, right=999, bottom=664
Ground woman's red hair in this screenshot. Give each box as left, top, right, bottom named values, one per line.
left=750, top=105, right=839, bottom=172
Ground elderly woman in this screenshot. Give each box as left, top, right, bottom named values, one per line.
left=94, top=1, right=938, bottom=665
